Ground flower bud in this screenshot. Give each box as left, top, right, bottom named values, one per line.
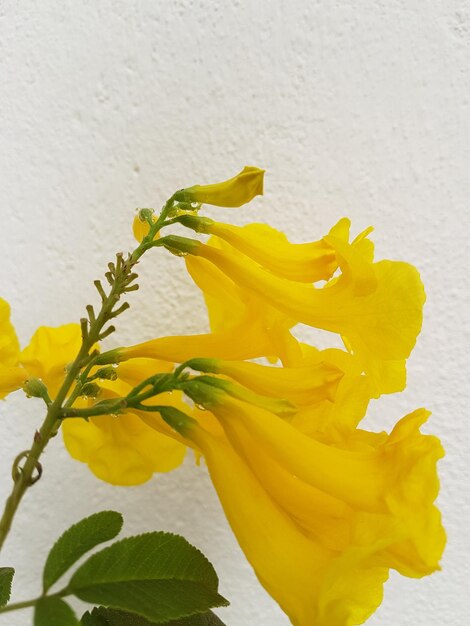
left=133, top=209, right=158, bottom=243
left=173, top=166, right=264, bottom=208
left=22, top=378, right=48, bottom=399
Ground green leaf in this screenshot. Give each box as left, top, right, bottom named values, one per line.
left=69, top=532, right=228, bottom=623
left=0, top=567, right=14, bottom=608
left=34, top=597, right=80, bottom=626
left=43, top=511, right=123, bottom=592
left=81, top=607, right=227, bottom=625
left=80, top=607, right=156, bottom=625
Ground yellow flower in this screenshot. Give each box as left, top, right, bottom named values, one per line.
left=20, top=323, right=83, bottom=397
left=161, top=224, right=424, bottom=396
left=62, top=359, right=187, bottom=486
left=188, top=385, right=445, bottom=574
left=0, top=297, right=27, bottom=398
left=173, top=166, right=264, bottom=208
left=185, top=357, right=342, bottom=407
left=0, top=299, right=83, bottom=400
left=0, top=297, right=20, bottom=365
left=178, top=216, right=344, bottom=283
left=158, top=408, right=393, bottom=626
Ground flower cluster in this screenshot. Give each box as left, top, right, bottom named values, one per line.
left=0, top=167, right=445, bottom=626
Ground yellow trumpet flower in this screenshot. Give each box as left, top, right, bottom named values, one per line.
left=185, top=357, right=342, bottom=406
left=192, top=239, right=424, bottom=362
left=178, top=216, right=345, bottom=283
left=159, top=227, right=424, bottom=394
left=159, top=408, right=393, bottom=626
left=120, top=315, right=280, bottom=363
left=173, top=165, right=264, bottom=208
left=188, top=385, right=445, bottom=572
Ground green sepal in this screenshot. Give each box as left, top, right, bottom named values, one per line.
left=176, top=215, right=214, bottom=233
left=157, top=405, right=198, bottom=435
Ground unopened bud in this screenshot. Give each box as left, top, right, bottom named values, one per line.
left=95, top=366, right=118, bottom=381
left=133, top=209, right=158, bottom=243
left=22, top=378, right=48, bottom=399
left=80, top=382, right=101, bottom=399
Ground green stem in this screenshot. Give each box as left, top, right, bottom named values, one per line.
left=0, top=197, right=177, bottom=555
left=0, top=588, right=68, bottom=615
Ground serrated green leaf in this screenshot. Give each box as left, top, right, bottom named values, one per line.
left=34, top=597, right=80, bottom=626
left=43, top=511, right=123, bottom=592
left=69, top=532, right=228, bottom=623
left=0, top=567, right=14, bottom=608
left=163, top=612, right=227, bottom=626
left=81, top=607, right=227, bottom=625
left=80, top=607, right=155, bottom=625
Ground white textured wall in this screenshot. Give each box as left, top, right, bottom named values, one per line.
left=1, top=1, right=469, bottom=624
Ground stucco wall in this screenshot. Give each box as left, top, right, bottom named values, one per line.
left=0, top=1, right=469, bottom=624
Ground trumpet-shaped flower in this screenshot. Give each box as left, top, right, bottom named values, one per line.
left=173, top=166, right=264, bottom=208
left=178, top=216, right=345, bottom=283
left=159, top=407, right=396, bottom=626
left=182, top=382, right=444, bottom=575
left=158, top=226, right=424, bottom=396
left=185, top=357, right=342, bottom=407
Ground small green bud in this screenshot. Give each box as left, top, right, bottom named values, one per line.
left=138, top=208, right=155, bottom=224
left=95, top=366, right=118, bottom=381
left=22, top=378, right=48, bottom=399
left=80, top=383, right=101, bottom=399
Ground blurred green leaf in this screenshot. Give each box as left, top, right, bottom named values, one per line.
left=34, top=597, right=79, bottom=626
left=0, top=567, right=14, bottom=608
left=69, top=532, right=228, bottom=622
left=43, top=511, right=123, bottom=592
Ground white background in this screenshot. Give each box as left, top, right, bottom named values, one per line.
left=0, top=1, right=469, bottom=624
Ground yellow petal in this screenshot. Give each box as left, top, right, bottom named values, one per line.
left=185, top=255, right=247, bottom=332
left=117, top=357, right=173, bottom=387
left=62, top=404, right=186, bottom=486
left=181, top=217, right=341, bottom=283
left=164, top=412, right=394, bottom=625
left=20, top=324, right=83, bottom=397
left=174, top=166, right=264, bottom=207
left=184, top=425, right=332, bottom=625
left=185, top=251, right=302, bottom=366
left=191, top=239, right=425, bottom=363
left=132, top=214, right=159, bottom=243
left=188, top=357, right=342, bottom=406
left=0, top=297, right=20, bottom=367
left=0, top=364, right=28, bottom=399
left=120, top=317, right=281, bottom=363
